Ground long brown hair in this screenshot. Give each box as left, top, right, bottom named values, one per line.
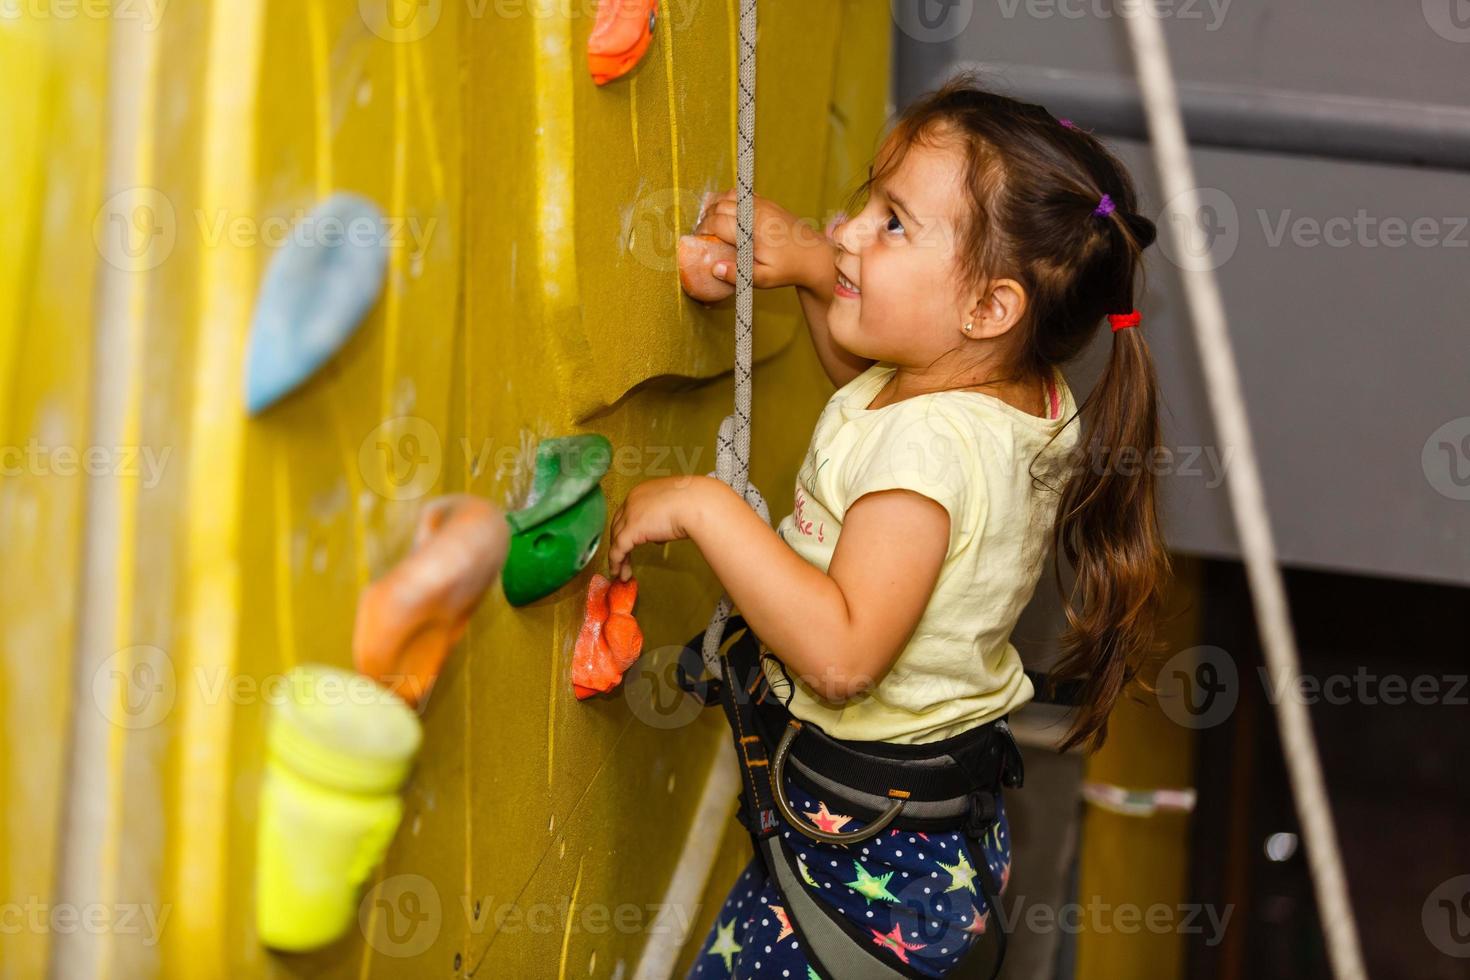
left=846, top=69, right=1172, bottom=751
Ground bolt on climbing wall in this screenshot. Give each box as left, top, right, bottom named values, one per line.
left=0, top=0, right=891, bottom=977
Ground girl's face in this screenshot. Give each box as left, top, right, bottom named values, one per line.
left=828, top=136, right=975, bottom=365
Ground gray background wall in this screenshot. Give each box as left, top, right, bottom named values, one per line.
left=894, top=0, right=1470, bottom=589
left=892, top=6, right=1469, bottom=975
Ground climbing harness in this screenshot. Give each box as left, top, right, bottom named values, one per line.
left=676, top=616, right=1044, bottom=980
left=676, top=620, right=1088, bottom=978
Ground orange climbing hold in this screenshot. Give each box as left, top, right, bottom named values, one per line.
left=588, top=0, right=659, bottom=86
left=571, top=573, right=645, bottom=700
left=353, top=494, right=510, bottom=707
left=678, top=233, right=736, bottom=304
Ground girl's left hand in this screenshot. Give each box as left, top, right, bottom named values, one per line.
left=607, top=476, right=709, bottom=582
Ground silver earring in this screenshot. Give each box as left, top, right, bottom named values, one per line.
left=963, top=322, right=973, bottom=334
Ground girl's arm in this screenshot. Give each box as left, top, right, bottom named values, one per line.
left=684, top=476, right=948, bottom=701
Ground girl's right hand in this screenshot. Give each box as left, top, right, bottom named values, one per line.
left=678, top=190, right=832, bottom=303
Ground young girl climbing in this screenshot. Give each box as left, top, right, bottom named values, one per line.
left=606, top=71, right=1170, bottom=979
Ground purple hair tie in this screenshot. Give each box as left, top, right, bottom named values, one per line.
left=1058, top=118, right=1076, bottom=129
left=1093, top=193, right=1116, bottom=217
left=824, top=211, right=847, bottom=245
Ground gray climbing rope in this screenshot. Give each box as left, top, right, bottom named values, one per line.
left=699, top=0, right=766, bottom=681
left=1122, top=6, right=1367, bottom=978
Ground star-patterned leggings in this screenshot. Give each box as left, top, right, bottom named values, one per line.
left=687, top=766, right=1011, bottom=979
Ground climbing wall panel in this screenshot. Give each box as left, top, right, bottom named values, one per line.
left=446, top=4, right=885, bottom=977
left=20, top=0, right=462, bottom=975
left=0, top=1, right=891, bottom=977
left=228, top=0, right=465, bottom=974
left=0, top=10, right=108, bottom=979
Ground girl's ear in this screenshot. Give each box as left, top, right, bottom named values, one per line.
left=966, top=278, right=1027, bottom=340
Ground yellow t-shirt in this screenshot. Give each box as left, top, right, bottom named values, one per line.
left=761, top=360, right=1081, bottom=744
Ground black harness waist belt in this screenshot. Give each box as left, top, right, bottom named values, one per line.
left=749, top=682, right=1022, bottom=838
left=675, top=615, right=1049, bottom=980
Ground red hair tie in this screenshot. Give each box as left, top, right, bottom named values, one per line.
left=1108, top=309, right=1142, bottom=332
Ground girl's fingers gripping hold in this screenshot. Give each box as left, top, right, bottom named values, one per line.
left=700, top=194, right=825, bottom=289
left=693, top=210, right=779, bottom=288
left=677, top=234, right=737, bottom=303
left=607, top=501, right=632, bottom=581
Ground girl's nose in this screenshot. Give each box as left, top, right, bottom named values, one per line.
left=833, top=211, right=875, bottom=254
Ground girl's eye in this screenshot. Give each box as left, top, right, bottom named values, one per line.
left=884, top=212, right=905, bottom=235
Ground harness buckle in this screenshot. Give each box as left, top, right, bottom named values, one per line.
left=677, top=615, right=769, bottom=709
left=675, top=636, right=722, bottom=707
left=963, top=788, right=998, bottom=839
left=997, top=720, right=1025, bottom=790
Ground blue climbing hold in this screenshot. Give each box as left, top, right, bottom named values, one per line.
left=244, top=192, right=389, bottom=414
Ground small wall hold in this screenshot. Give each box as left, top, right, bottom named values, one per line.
left=502, top=434, right=612, bottom=607
left=244, top=192, right=389, bottom=414
left=256, top=665, right=422, bottom=952
left=354, top=494, right=510, bottom=706
left=677, top=233, right=735, bottom=305
left=587, top=0, right=658, bottom=86
left=1080, top=781, right=1197, bottom=818
left=571, top=573, right=644, bottom=700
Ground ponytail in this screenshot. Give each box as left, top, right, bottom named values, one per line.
left=1047, top=313, right=1172, bottom=752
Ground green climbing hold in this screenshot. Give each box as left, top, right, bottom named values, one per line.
left=506, top=434, right=613, bottom=534
left=502, top=434, right=613, bottom=606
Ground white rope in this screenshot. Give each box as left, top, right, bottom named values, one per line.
left=700, top=0, right=767, bottom=680
left=628, top=6, right=764, bottom=975
left=1120, top=7, right=1367, bottom=978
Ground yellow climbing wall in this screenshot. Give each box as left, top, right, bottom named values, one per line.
left=0, top=2, right=892, bottom=977
left=0, top=8, right=108, bottom=979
